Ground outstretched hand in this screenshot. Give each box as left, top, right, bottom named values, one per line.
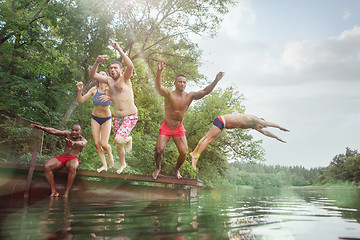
left=65, top=138, right=74, bottom=146
left=109, top=39, right=121, bottom=51
left=215, top=72, right=225, bottom=82
left=157, top=59, right=165, bottom=71
left=76, top=82, right=83, bottom=91
left=96, top=55, right=108, bottom=63
left=30, top=124, right=41, bottom=130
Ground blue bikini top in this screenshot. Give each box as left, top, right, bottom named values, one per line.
left=93, top=88, right=111, bottom=107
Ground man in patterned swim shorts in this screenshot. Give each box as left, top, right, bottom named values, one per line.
left=152, top=59, right=225, bottom=179
left=30, top=123, right=87, bottom=198
left=90, top=39, right=137, bottom=174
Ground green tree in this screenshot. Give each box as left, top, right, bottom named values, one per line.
left=318, top=147, right=360, bottom=184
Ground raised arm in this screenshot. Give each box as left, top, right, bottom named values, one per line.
left=30, top=124, right=68, bottom=137
left=89, top=55, right=110, bottom=84
left=191, top=72, right=225, bottom=100
left=76, top=82, right=96, bottom=104
left=109, top=39, right=134, bottom=81
left=155, top=59, right=170, bottom=97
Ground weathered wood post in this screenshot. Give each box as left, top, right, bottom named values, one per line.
left=24, top=127, right=43, bottom=199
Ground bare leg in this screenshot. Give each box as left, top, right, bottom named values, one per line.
left=44, top=158, right=62, bottom=197
left=114, top=134, right=129, bottom=174
left=190, top=126, right=221, bottom=170
left=115, top=140, right=126, bottom=174
left=256, top=118, right=290, bottom=132
left=152, top=135, right=170, bottom=179
left=63, top=159, right=79, bottom=198
left=91, top=119, right=108, bottom=173
left=103, top=144, right=114, bottom=169
left=173, top=136, right=188, bottom=179
left=101, top=119, right=114, bottom=168
left=125, top=136, right=132, bottom=153
left=95, top=143, right=107, bottom=173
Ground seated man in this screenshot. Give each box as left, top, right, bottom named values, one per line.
left=30, top=123, right=87, bottom=197
left=190, top=114, right=289, bottom=170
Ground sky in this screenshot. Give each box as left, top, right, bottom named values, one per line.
left=191, top=0, right=360, bottom=169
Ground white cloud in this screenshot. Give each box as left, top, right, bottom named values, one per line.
left=220, top=0, right=256, bottom=38
left=281, top=26, right=360, bottom=80
left=342, top=10, right=352, bottom=21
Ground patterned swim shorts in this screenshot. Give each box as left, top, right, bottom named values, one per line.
left=113, top=113, right=138, bottom=138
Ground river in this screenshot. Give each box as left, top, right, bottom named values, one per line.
left=1, top=187, right=360, bottom=239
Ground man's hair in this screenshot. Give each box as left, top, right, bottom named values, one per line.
left=175, top=74, right=186, bottom=79
left=111, top=61, right=123, bottom=68
left=73, top=124, right=82, bottom=130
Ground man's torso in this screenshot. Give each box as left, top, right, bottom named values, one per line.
left=163, top=91, right=193, bottom=128
left=63, top=133, right=85, bottom=158
left=224, top=114, right=257, bottom=129
left=108, top=76, right=137, bottom=118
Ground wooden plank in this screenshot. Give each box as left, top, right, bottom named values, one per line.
left=0, top=162, right=203, bottom=187
left=23, top=146, right=38, bottom=199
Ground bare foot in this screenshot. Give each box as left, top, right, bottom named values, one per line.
left=174, top=170, right=182, bottom=179
left=116, top=164, right=126, bottom=174
left=125, top=136, right=132, bottom=153
left=152, top=169, right=161, bottom=180
left=280, top=127, right=290, bottom=132
left=63, top=192, right=69, bottom=198
left=97, top=166, right=107, bottom=173
left=190, top=152, right=199, bottom=170
left=50, top=192, right=59, bottom=197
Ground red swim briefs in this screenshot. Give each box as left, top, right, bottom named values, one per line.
left=54, top=155, right=79, bottom=167
left=159, top=119, right=186, bottom=139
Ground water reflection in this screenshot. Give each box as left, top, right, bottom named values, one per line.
left=0, top=188, right=360, bottom=239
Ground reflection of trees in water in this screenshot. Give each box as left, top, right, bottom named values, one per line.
left=294, top=188, right=360, bottom=223
left=193, top=189, right=273, bottom=239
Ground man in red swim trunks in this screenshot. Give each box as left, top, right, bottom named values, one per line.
left=30, top=124, right=87, bottom=197
left=152, top=59, right=224, bottom=179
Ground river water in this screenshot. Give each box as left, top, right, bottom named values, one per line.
left=1, top=187, right=360, bottom=239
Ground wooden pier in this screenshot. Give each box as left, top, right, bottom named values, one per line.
left=0, top=162, right=202, bottom=200
left=0, top=162, right=203, bottom=186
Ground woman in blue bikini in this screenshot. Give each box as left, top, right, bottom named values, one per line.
left=76, top=70, right=114, bottom=173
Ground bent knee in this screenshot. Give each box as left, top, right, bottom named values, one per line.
left=102, top=143, right=111, bottom=150
left=94, top=142, right=102, bottom=149
left=115, top=135, right=127, bottom=145
left=155, top=147, right=164, bottom=155
left=67, top=164, right=78, bottom=172
left=178, top=148, right=188, bottom=156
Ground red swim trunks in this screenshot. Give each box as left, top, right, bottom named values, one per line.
left=54, top=155, right=79, bottom=167
left=113, top=113, right=138, bottom=138
left=159, top=120, right=186, bottom=139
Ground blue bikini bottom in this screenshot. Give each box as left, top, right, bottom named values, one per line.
left=91, top=115, right=112, bottom=125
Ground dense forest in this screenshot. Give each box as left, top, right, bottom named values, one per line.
left=1, top=0, right=359, bottom=188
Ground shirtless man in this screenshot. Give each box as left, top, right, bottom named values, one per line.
left=190, top=114, right=290, bottom=170
left=30, top=124, right=87, bottom=197
left=89, top=39, right=137, bottom=174
left=152, top=59, right=225, bottom=179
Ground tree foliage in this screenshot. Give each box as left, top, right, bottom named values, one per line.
left=2, top=0, right=301, bottom=187
left=318, top=147, right=360, bottom=184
